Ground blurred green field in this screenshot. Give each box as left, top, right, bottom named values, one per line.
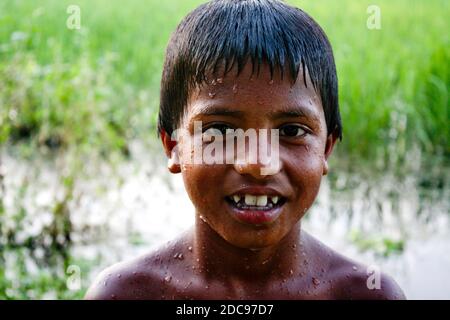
left=0, top=0, right=448, bottom=160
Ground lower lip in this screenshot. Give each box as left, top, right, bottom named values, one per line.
left=226, top=201, right=284, bottom=225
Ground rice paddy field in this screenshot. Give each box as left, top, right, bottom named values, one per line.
left=0, top=0, right=449, bottom=299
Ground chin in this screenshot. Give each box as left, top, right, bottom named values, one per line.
left=220, top=229, right=285, bottom=250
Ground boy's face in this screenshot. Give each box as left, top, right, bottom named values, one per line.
left=162, top=63, right=337, bottom=249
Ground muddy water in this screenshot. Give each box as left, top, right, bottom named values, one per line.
left=1, top=142, right=449, bottom=299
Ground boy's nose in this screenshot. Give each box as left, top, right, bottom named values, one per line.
left=232, top=147, right=281, bottom=179
left=233, top=162, right=278, bottom=179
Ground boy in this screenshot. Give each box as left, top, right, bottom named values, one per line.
left=86, top=0, right=405, bottom=299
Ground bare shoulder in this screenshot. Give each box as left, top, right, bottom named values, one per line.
left=331, top=261, right=406, bottom=300
left=85, top=231, right=196, bottom=300
left=84, top=252, right=163, bottom=300
left=304, top=232, right=406, bottom=300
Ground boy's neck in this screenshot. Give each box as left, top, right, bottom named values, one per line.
left=192, top=216, right=307, bottom=283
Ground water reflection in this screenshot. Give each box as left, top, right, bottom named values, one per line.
left=0, top=141, right=449, bottom=299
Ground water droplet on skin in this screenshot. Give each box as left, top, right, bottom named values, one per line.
left=289, top=269, right=294, bottom=275
left=208, top=92, right=216, bottom=98
left=188, top=246, right=193, bottom=252
left=164, top=275, right=172, bottom=283
left=117, top=274, right=122, bottom=279
left=103, top=281, right=107, bottom=287
left=199, top=215, right=207, bottom=223
left=232, top=84, right=238, bottom=94
left=211, top=79, right=217, bottom=86
left=292, top=244, right=297, bottom=249
left=312, top=277, right=320, bottom=286
left=216, top=78, right=223, bottom=84
left=352, top=266, right=358, bottom=271
left=268, top=79, right=274, bottom=85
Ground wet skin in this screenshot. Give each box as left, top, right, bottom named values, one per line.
left=85, top=64, right=406, bottom=300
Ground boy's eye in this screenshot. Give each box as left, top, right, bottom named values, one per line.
left=279, top=124, right=307, bottom=137
left=203, top=124, right=233, bottom=137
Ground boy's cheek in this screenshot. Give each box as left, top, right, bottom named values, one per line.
left=178, top=135, right=219, bottom=165
left=284, top=152, right=325, bottom=200
left=181, top=165, right=225, bottom=205
left=284, top=146, right=326, bottom=177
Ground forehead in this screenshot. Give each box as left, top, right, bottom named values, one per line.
left=186, top=62, right=324, bottom=121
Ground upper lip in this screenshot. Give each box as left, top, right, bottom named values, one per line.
left=227, top=186, right=287, bottom=198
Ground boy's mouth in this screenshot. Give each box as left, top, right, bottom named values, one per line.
left=225, top=193, right=287, bottom=225
left=226, top=194, right=286, bottom=210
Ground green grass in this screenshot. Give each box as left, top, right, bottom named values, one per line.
left=0, top=0, right=448, bottom=160
left=0, top=246, right=97, bottom=299
left=297, top=0, right=449, bottom=159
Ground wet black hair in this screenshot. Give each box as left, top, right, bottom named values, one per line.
left=158, top=0, right=342, bottom=140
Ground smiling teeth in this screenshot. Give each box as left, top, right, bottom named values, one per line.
left=245, top=195, right=257, bottom=206
left=256, top=195, right=267, bottom=206
left=232, top=194, right=279, bottom=206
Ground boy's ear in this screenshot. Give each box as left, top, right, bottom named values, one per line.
left=160, top=129, right=181, bottom=174
left=322, top=129, right=339, bottom=176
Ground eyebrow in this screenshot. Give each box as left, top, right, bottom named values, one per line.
left=191, top=105, right=245, bottom=119
left=267, top=106, right=320, bottom=122
left=190, top=104, right=320, bottom=122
